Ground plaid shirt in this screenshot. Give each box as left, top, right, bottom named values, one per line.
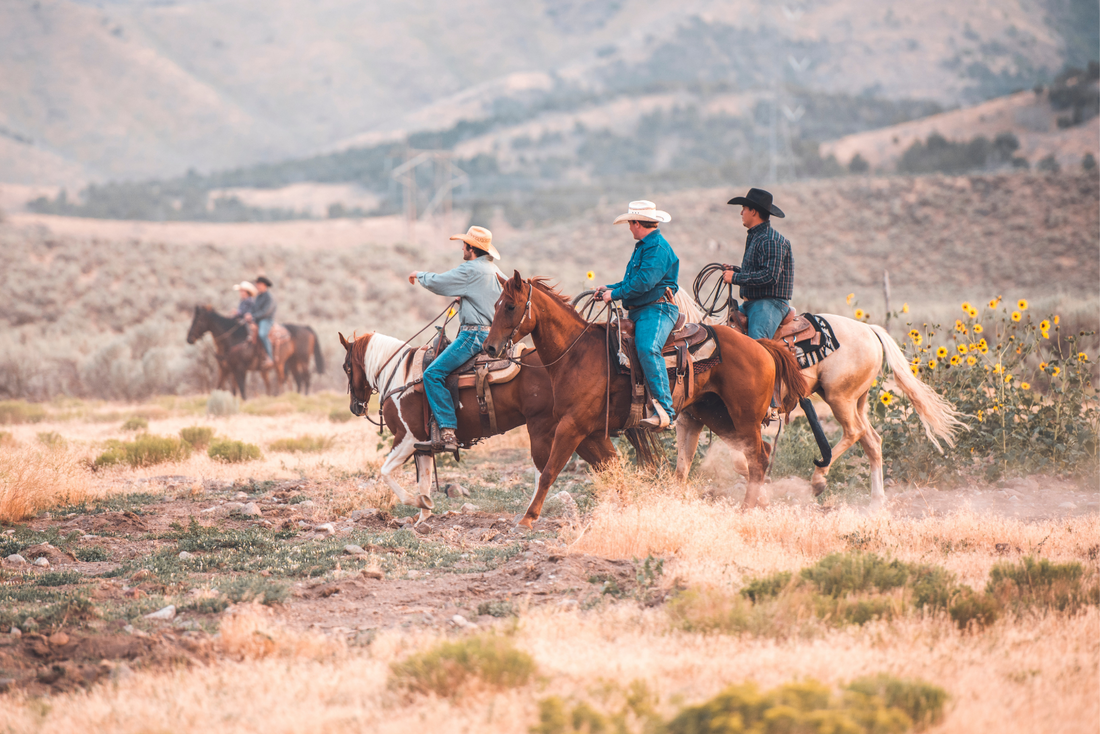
left=732, top=222, right=794, bottom=301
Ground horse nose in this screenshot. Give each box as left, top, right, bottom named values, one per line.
left=485, top=343, right=497, bottom=357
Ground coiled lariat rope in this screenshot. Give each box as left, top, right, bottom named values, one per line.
left=692, top=262, right=740, bottom=322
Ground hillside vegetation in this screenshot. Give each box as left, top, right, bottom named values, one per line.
left=1, top=171, right=1096, bottom=401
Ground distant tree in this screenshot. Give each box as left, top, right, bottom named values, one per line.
left=1083, top=153, right=1097, bottom=171
left=1037, top=154, right=1061, bottom=173
left=848, top=153, right=870, bottom=174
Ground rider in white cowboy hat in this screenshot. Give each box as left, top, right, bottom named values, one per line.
left=598, top=201, right=680, bottom=431
left=232, top=281, right=258, bottom=320
left=407, top=225, right=504, bottom=452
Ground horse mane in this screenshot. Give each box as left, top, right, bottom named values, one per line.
left=528, top=277, right=573, bottom=307
left=354, top=331, right=410, bottom=388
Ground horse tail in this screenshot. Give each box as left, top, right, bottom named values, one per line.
left=308, top=327, right=325, bottom=373
left=757, top=339, right=808, bottom=414
left=869, top=324, right=967, bottom=451
left=622, top=427, right=663, bottom=469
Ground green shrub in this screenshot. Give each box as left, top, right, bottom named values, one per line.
left=223, top=576, right=289, bottom=605
left=179, top=425, right=215, bottom=450
left=267, top=434, right=334, bottom=453
left=845, top=674, right=948, bottom=731
left=476, top=600, right=515, bottom=618
left=94, top=434, right=192, bottom=468
left=987, top=556, right=1095, bottom=612
left=206, top=390, right=238, bottom=416
left=0, top=400, right=46, bottom=425
left=35, top=571, right=84, bottom=587
left=389, top=634, right=536, bottom=697
left=36, top=431, right=67, bottom=448
left=740, top=571, right=792, bottom=602
left=74, top=547, right=109, bottom=562
left=328, top=407, right=353, bottom=423
left=207, top=439, right=262, bottom=463
left=121, top=416, right=148, bottom=431
left=948, top=587, right=1001, bottom=631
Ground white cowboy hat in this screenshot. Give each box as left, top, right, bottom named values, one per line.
left=449, top=225, right=501, bottom=261
left=612, top=200, right=671, bottom=225
left=232, top=281, right=258, bottom=296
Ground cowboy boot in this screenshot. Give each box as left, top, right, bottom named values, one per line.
left=639, top=400, right=672, bottom=431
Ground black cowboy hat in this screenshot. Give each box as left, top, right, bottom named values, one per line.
left=255, top=276, right=273, bottom=287
left=727, top=188, right=785, bottom=218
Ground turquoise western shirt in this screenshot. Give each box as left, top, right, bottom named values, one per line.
left=606, top=229, right=680, bottom=309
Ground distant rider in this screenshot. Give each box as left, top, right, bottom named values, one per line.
left=247, top=276, right=276, bottom=367
left=233, top=281, right=257, bottom=320
left=598, top=200, right=680, bottom=431
left=407, top=226, right=503, bottom=453
left=723, top=188, right=794, bottom=340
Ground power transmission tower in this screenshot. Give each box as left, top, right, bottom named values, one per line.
left=391, top=147, right=469, bottom=244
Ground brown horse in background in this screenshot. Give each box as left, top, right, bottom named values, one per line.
left=284, top=324, right=326, bottom=394
left=483, top=273, right=808, bottom=527
left=187, top=306, right=315, bottom=399
left=340, top=330, right=652, bottom=524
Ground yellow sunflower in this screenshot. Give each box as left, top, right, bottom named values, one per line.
left=586, top=271, right=595, bottom=281
left=936, top=346, right=948, bottom=358
left=1004, top=374, right=1013, bottom=384
left=1017, top=299, right=1028, bottom=311
left=910, top=365, right=919, bottom=376
left=909, top=329, right=922, bottom=345
left=968, top=343, right=979, bottom=352
left=988, top=297, right=1000, bottom=308
left=1011, top=311, right=1022, bottom=322
left=854, top=308, right=866, bottom=320
left=1039, top=362, right=1048, bottom=370
left=957, top=344, right=968, bottom=354
left=966, top=356, right=977, bottom=366
left=880, top=392, right=893, bottom=406
left=928, top=359, right=938, bottom=370
left=1020, top=382, right=1030, bottom=390
left=955, top=319, right=964, bottom=332
left=1052, top=366, right=1061, bottom=377
left=950, top=355, right=960, bottom=365
left=846, top=293, right=855, bottom=305
left=1039, top=319, right=1050, bottom=331
left=979, top=345, right=989, bottom=354
left=1079, top=352, right=1089, bottom=362
left=973, top=324, right=983, bottom=333
left=961, top=301, right=972, bottom=312
left=1041, top=330, right=1050, bottom=340
left=902, top=303, right=909, bottom=313
left=976, top=409, right=984, bottom=422
left=992, top=363, right=1003, bottom=375
left=1054, top=315, right=1060, bottom=325
left=978, top=339, right=988, bottom=349
left=967, top=307, right=978, bottom=318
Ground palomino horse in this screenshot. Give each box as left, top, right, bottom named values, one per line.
left=483, top=273, right=809, bottom=527
left=186, top=306, right=302, bottom=399
left=675, top=296, right=966, bottom=508
left=340, top=330, right=633, bottom=524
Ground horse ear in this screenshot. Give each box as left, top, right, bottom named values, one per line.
left=338, top=332, right=349, bottom=349
left=511, top=270, right=523, bottom=287
left=495, top=273, right=507, bottom=286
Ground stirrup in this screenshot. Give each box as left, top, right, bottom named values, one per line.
left=638, top=400, right=671, bottom=430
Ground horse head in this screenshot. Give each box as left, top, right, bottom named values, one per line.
left=186, top=305, right=213, bottom=344
left=484, top=270, right=534, bottom=358
left=339, top=331, right=372, bottom=417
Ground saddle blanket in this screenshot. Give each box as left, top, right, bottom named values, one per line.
left=793, top=314, right=840, bottom=368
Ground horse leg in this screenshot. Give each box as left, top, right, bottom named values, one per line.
left=519, top=419, right=586, bottom=528
left=740, top=429, right=769, bottom=509
left=809, top=392, right=867, bottom=498
left=675, top=410, right=705, bottom=482
left=412, top=452, right=435, bottom=525
left=854, top=391, right=885, bottom=509
left=235, top=367, right=248, bottom=401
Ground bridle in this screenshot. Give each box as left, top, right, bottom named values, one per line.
left=496, top=281, right=534, bottom=352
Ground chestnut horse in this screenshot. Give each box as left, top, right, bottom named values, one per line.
left=483, top=273, right=809, bottom=527
left=340, top=330, right=645, bottom=524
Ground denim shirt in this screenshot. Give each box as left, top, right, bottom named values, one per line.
left=416, top=256, right=504, bottom=326
left=607, top=229, right=680, bottom=309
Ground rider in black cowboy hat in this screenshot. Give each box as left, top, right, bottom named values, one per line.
left=723, top=188, right=794, bottom=341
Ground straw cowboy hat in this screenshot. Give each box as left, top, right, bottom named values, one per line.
left=612, top=200, right=671, bottom=225
left=232, top=281, right=258, bottom=296
left=727, top=188, right=785, bottom=218
left=449, top=225, right=501, bottom=261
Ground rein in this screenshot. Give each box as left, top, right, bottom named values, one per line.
left=502, top=282, right=609, bottom=369
left=692, top=262, right=740, bottom=322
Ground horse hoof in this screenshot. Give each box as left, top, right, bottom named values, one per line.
left=810, top=479, right=827, bottom=497
left=516, top=515, right=535, bottom=529
left=414, top=509, right=432, bottom=526
left=417, top=494, right=434, bottom=510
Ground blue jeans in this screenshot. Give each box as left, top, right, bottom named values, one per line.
left=423, top=328, right=488, bottom=430
left=740, top=298, right=790, bottom=340
left=630, top=302, right=678, bottom=420
left=257, top=318, right=273, bottom=358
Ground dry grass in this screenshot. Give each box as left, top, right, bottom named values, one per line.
left=218, top=603, right=343, bottom=661
left=0, top=445, right=94, bottom=522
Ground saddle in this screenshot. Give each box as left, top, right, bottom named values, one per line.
left=729, top=307, right=819, bottom=352
left=244, top=321, right=289, bottom=364
left=613, top=313, right=720, bottom=429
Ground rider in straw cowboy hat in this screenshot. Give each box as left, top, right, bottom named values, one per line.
left=597, top=200, right=680, bottom=431
left=407, top=225, right=504, bottom=452
left=723, top=188, right=794, bottom=341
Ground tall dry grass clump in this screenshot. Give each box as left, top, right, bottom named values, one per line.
left=0, top=445, right=94, bottom=522
left=217, top=603, right=342, bottom=661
